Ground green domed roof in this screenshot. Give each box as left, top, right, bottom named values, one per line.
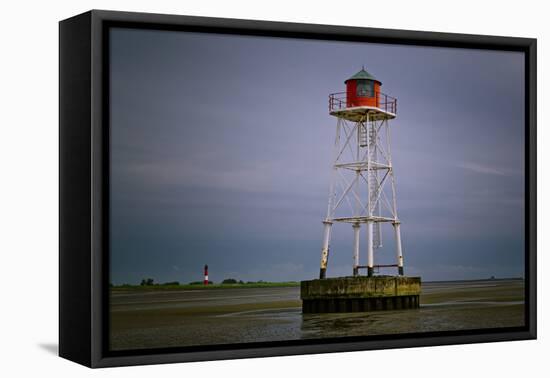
left=345, top=68, right=381, bottom=84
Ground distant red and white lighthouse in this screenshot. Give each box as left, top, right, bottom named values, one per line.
left=203, top=264, right=209, bottom=285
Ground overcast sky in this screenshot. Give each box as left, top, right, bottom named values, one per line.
left=109, top=27, right=525, bottom=284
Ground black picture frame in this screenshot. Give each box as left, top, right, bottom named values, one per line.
left=59, top=9, right=537, bottom=368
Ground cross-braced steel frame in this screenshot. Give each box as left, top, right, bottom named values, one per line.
left=319, top=109, right=404, bottom=279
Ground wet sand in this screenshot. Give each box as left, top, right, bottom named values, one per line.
left=110, top=279, right=524, bottom=351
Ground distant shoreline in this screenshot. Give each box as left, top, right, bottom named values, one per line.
left=110, top=281, right=300, bottom=291
left=110, top=277, right=523, bottom=291
left=422, top=277, right=524, bottom=284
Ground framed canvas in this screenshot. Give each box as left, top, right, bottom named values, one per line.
left=59, top=10, right=536, bottom=368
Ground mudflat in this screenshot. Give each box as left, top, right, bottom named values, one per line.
left=110, top=278, right=524, bottom=351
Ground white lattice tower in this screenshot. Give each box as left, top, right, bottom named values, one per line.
left=320, top=79, right=403, bottom=279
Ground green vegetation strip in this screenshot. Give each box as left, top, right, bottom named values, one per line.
left=110, top=281, right=300, bottom=291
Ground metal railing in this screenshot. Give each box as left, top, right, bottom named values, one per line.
left=329, top=91, right=397, bottom=114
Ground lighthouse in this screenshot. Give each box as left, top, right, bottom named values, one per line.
left=300, top=68, right=420, bottom=313
left=320, top=67, right=403, bottom=279
left=204, top=264, right=209, bottom=285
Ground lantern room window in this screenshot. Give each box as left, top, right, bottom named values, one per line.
left=356, top=80, right=374, bottom=97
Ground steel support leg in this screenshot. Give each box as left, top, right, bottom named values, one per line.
left=367, top=220, right=374, bottom=277
left=319, top=220, right=333, bottom=279
left=393, top=222, right=404, bottom=276
left=352, top=223, right=360, bottom=276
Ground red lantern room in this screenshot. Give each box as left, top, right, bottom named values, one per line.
left=345, top=67, right=382, bottom=108
left=329, top=68, right=396, bottom=117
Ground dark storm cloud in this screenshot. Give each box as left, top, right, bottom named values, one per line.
left=109, top=28, right=525, bottom=284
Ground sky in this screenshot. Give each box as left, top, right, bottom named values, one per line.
left=109, top=27, right=525, bottom=284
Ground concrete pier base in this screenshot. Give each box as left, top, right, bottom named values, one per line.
left=301, top=276, right=421, bottom=313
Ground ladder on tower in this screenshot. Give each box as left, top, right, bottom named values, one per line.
left=359, top=123, right=368, bottom=147
left=367, top=122, right=382, bottom=249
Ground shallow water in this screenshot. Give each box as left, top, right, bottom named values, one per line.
left=109, top=279, right=525, bottom=351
